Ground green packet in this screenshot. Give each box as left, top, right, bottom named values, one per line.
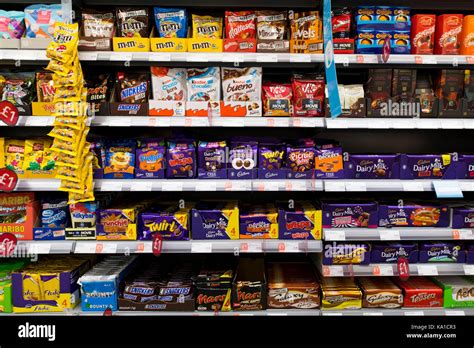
left=432, top=276, right=474, bottom=308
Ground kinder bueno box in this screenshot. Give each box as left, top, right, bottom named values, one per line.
left=451, top=206, right=474, bottom=229
left=277, top=201, right=322, bottom=240
left=322, top=202, right=378, bottom=228
left=456, top=155, right=474, bottom=179
left=419, top=242, right=465, bottom=263
left=400, top=154, right=457, bottom=179
left=197, top=141, right=227, bottom=179
left=393, top=277, right=443, bottom=308
left=371, top=243, right=418, bottom=263
left=411, top=14, right=436, bottom=54
left=138, top=204, right=191, bottom=240
left=323, top=242, right=371, bottom=265
left=258, top=143, right=286, bottom=179
left=166, top=140, right=196, bottom=178
left=435, top=14, right=463, bottom=55
left=239, top=204, right=278, bottom=239
left=191, top=201, right=239, bottom=240
left=344, top=154, right=400, bottom=179
left=228, top=141, right=258, bottom=180
left=378, top=203, right=449, bottom=227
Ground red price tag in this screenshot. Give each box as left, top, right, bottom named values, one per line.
left=136, top=243, right=145, bottom=252
left=278, top=243, right=286, bottom=252
left=0, top=168, right=18, bottom=192
left=0, top=233, right=17, bottom=257
left=240, top=243, right=249, bottom=252
left=467, top=56, right=474, bottom=64
left=103, top=308, right=113, bottom=316
left=0, top=101, right=19, bottom=126
left=381, top=37, right=391, bottom=63
left=322, top=266, right=330, bottom=277
left=373, top=265, right=381, bottom=276
left=95, top=243, right=103, bottom=253
left=415, top=56, right=423, bottom=64
left=398, top=257, right=410, bottom=281
left=356, top=55, right=364, bottom=63
left=152, top=233, right=163, bottom=256
left=452, top=229, right=460, bottom=240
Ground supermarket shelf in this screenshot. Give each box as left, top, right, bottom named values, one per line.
left=320, top=263, right=474, bottom=277
left=326, top=118, right=474, bottom=130
left=322, top=309, right=474, bottom=316
left=324, top=180, right=474, bottom=192
left=334, top=54, right=474, bottom=66
left=331, top=0, right=474, bottom=11
left=81, top=0, right=319, bottom=8
left=323, top=228, right=474, bottom=241
left=16, top=241, right=74, bottom=254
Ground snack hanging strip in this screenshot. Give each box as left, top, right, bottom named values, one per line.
left=45, top=22, right=94, bottom=204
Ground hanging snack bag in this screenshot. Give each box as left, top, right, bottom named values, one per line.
left=154, top=7, right=187, bottom=38
left=192, top=14, right=223, bottom=39
left=150, top=67, right=187, bottom=101
left=225, top=11, right=256, bottom=39
left=187, top=67, right=220, bottom=101
left=116, top=7, right=150, bottom=38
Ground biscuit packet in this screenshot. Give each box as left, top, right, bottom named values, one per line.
left=192, top=14, right=223, bottom=38
left=46, top=22, right=79, bottom=63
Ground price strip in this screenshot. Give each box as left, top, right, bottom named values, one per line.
left=25, top=116, right=53, bottom=126
left=240, top=242, right=262, bottom=253
left=187, top=54, right=209, bottom=62
left=289, top=54, right=311, bottom=63
left=325, top=181, right=346, bottom=192
left=405, top=311, right=425, bottom=316
left=325, top=230, right=346, bottom=241
left=323, top=312, right=343, bottom=316
left=131, top=181, right=153, bottom=191
left=368, top=119, right=390, bottom=129
left=225, top=118, right=245, bottom=127
left=452, top=229, right=474, bottom=240
left=363, top=312, right=383, bottom=316
left=196, top=182, right=217, bottom=191
left=345, top=182, right=367, bottom=191
left=99, top=181, right=123, bottom=191
left=372, top=264, right=394, bottom=276
left=322, top=265, right=344, bottom=277
left=287, top=180, right=307, bottom=191
left=228, top=181, right=250, bottom=191
left=440, top=119, right=463, bottom=129
left=256, top=54, right=278, bottom=63
left=114, top=117, right=132, bottom=127
left=110, top=53, right=132, bottom=61
left=148, top=53, right=171, bottom=61
left=445, top=310, right=465, bottom=316
left=258, top=182, right=280, bottom=191
left=379, top=229, right=400, bottom=241
left=30, top=243, right=51, bottom=254
left=161, top=182, right=183, bottom=191
left=467, top=56, right=474, bottom=64
left=327, top=119, right=348, bottom=129
left=279, top=242, right=299, bottom=253
left=101, top=243, right=117, bottom=253
left=74, top=242, right=97, bottom=254
left=433, top=180, right=463, bottom=199
left=135, top=242, right=152, bottom=253
left=463, top=264, right=474, bottom=275
left=191, top=242, right=212, bottom=253
left=417, top=264, right=438, bottom=276
left=402, top=181, right=425, bottom=191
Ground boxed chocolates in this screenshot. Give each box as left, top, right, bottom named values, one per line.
left=258, top=142, right=286, bottom=179
left=392, top=69, right=416, bottom=102
left=194, top=260, right=234, bottom=311
left=419, top=242, right=465, bottom=263
left=321, top=277, right=362, bottom=310
left=323, top=242, right=371, bottom=265
left=393, top=277, right=443, bottom=308
left=197, top=141, right=227, bottom=179
left=139, top=203, right=192, bottom=241
left=0, top=193, right=39, bottom=240
left=451, top=206, right=474, bottom=229
left=461, top=16, right=474, bottom=55
left=411, top=14, right=436, bottom=54
left=315, top=142, right=344, bottom=179
left=103, top=140, right=136, bottom=179
left=400, top=154, right=457, bottom=179
left=344, top=154, right=400, bottom=179
left=378, top=202, right=449, bottom=227
left=456, top=155, right=474, bottom=179
left=277, top=201, right=322, bottom=240
left=358, top=277, right=403, bottom=309
left=267, top=262, right=320, bottom=309
left=432, top=276, right=474, bottom=308
left=239, top=204, right=278, bottom=239
left=286, top=140, right=316, bottom=179
left=322, top=202, right=378, bottom=228
left=135, top=139, right=166, bottom=179
left=166, top=140, right=196, bottom=178
left=435, top=14, right=463, bottom=55
left=232, top=257, right=267, bottom=311
left=191, top=201, right=239, bottom=240
left=97, top=205, right=141, bottom=241
left=366, top=69, right=392, bottom=110
left=436, top=70, right=464, bottom=114
left=371, top=243, right=419, bottom=263
left=228, top=141, right=258, bottom=180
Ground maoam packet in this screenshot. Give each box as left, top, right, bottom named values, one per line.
left=239, top=204, right=278, bottom=239
left=451, top=206, right=474, bottom=228
left=228, top=141, right=258, bottom=180
left=139, top=203, right=192, bottom=240
left=258, top=142, right=286, bottom=179
left=277, top=201, right=322, bottom=240
left=378, top=202, right=449, bottom=228
left=191, top=201, right=239, bottom=240
left=197, top=141, right=227, bottom=179
left=400, top=154, right=457, bottom=179
left=323, top=242, right=371, bottom=265
left=419, top=242, right=465, bottom=263
left=370, top=243, right=418, bottom=263
left=344, top=154, right=400, bottom=179
left=322, top=202, right=378, bottom=228
left=456, top=155, right=474, bottom=179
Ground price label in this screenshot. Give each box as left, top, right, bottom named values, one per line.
left=0, top=101, right=19, bottom=126
left=372, top=265, right=394, bottom=276
left=402, top=182, right=425, bottom=191
left=131, top=182, right=153, bottom=191
left=345, top=182, right=367, bottom=191
left=440, top=120, right=463, bottom=129
left=356, top=55, right=364, bottom=63
left=240, top=242, right=262, bottom=253
left=99, top=181, right=123, bottom=191
left=445, top=310, right=465, bottom=316
left=187, top=54, right=209, bottom=62
left=322, top=266, right=344, bottom=277
left=196, top=182, right=217, bottom=191
left=368, top=119, right=390, bottom=129
left=266, top=118, right=276, bottom=127
left=25, top=116, right=53, bottom=126
left=191, top=242, right=212, bottom=253
left=114, top=118, right=132, bottom=127
left=289, top=54, right=311, bottom=63
left=257, top=54, right=278, bottom=63
left=74, top=243, right=96, bottom=254
left=463, top=265, right=474, bottom=275
left=148, top=53, right=171, bottom=61
left=30, top=243, right=51, bottom=254
left=379, top=229, right=400, bottom=241
left=363, top=312, right=383, bottom=316
left=147, top=117, right=157, bottom=127
left=0, top=233, right=17, bottom=257
left=323, top=312, right=343, bottom=316
left=282, top=242, right=299, bottom=253
left=292, top=118, right=302, bottom=127
left=110, top=53, right=132, bottom=61
left=152, top=234, right=163, bottom=256
left=423, top=56, right=436, bottom=65
left=467, top=56, right=474, bottom=64
left=287, top=180, right=307, bottom=191
left=327, top=119, right=348, bottom=129
left=325, top=181, right=346, bottom=192
left=417, top=264, right=438, bottom=276
left=101, top=243, right=117, bottom=253
left=325, top=230, right=346, bottom=241
left=414, top=56, right=423, bottom=64
left=433, top=181, right=463, bottom=199
left=162, top=182, right=183, bottom=191
left=405, top=311, right=424, bottom=316
left=226, top=118, right=245, bottom=127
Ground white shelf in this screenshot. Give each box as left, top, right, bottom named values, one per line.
left=324, top=180, right=472, bottom=192
left=334, top=54, right=474, bottom=66
left=320, top=263, right=471, bottom=277
left=321, top=308, right=474, bottom=316
left=326, top=118, right=474, bottom=129
left=323, top=228, right=474, bottom=241
left=16, top=241, right=74, bottom=254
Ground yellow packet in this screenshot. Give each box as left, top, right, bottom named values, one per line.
left=22, top=273, right=42, bottom=301
left=68, top=153, right=94, bottom=204
left=23, top=138, right=52, bottom=171
left=192, top=15, right=223, bottom=38
left=0, top=138, right=5, bottom=168
left=58, top=178, right=84, bottom=194
left=4, top=139, right=25, bottom=172
left=48, top=126, right=82, bottom=143
left=53, top=69, right=83, bottom=87
left=47, top=53, right=79, bottom=77
left=42, top=145, right=57, bottom=171
left=40, top=273, right=60, bottom=301
left=56, top=165, right=82, bottom=183
left=53, top=100, right=88, bottom=117
left=53, top=85, right=84, bottom=103
left=46, top=23, right=79, bottom=63
left=55, top=153, right=80, bottom=168
left=53, top=116, right=87, bottom=130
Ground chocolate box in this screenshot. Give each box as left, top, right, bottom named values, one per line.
left=277, top=201, right=322, bottom=240
left=393, top=277, right=443, bottom=308
left=451, top=206, right=474, bottom=229
left=370, top=243, right=418, bottom=263
left=239, top=204, right=278, bottom=239
left=323, top=242, right=371, bottom=265
left=197, top=141, right=227, bottom=179
left=258, top=143, right=286, bottom=180
left=0, top=193, right=40, bottom=240
left=400, top=154, right=457, bottom=179
left=411, top=14, right=436, bottom=54
left=267, top=262, right=320, bottom=309
left=232, top=257, right=267, bottom=311
left=103, top=141, right=136, bottom=179
left=139, top=204, right=192, bottom=241
left=419, top=242, right=465, bottom=263
left=191, top=201, right=239, bottom=240
left=194, top=266, right=233, bottom=311
left=435, top=14, right=463, bottom=55
left=97, top=206, right=139, bottom=241
left=320, top=277, right=362, bottom=310
left=322, top=202, right=379, bottom=228
left=358, top=277, right=403, bottom=309
left=344, top=154, right=400, bottom=179
left=432, top=276, right=474, bottom=308
left=166, top=140, right=196, bottom=179
left=135, top=143, right=166, bottom=179
left=228, top=141, right=258, bottom=180
left=456, top=155, right=474, bottom=179
left=378, top=203, right=449, bottom=228
left=315, top=144, right=344, bottom=179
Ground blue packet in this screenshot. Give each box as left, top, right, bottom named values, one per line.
left=41, top=200, right=68, bottom=228
left=154, top=7, right=187, bottom=38
left=24, top=4, right=62, bottom=39
left=0, top=10, right=25, bottom=39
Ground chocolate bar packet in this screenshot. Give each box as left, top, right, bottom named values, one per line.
left=116, top=72, right=149, bottom=103
left=331, top=8, right=351, bottom=39
left=36, top=71, right=55, bottom=103
left=87, top=73, right=111, bottom=113
left=154, top=7, right=187, bottom=38
left=198, top=141, right=227, bottom=174
left=256, top=10, right=287, bottom=40
left=263, top=83, right=293, bottom=116
left=166, top=140, right=196, bottom=178
left=1, top=72, right=34, bottom=107
left=116, top=7, right=149, bottom=38
left=225, top=11, right=256, bottom=39
left=259, top=143, right=285, bottom=171
left=187, top=67, right=220, bottom=101
left=82, top=10, right=114, bottom=38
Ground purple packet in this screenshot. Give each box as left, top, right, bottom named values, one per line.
left=258, top=143, right=286, bottom=179
left=419, top=242, right=465, bottom=263
left=191, top=201, right=239, bottom=239
left=344, top=154, right=400, bottom=179
left=166, top=140, right=196, bottom=178
left=370, top=243, right=418, bottom=263
left=197, top=141, right=227, bottom=179
left=378, top=203, right=449, bottom=227
left=277, top=201, right=320, bottom=240
left=228, top=141, right=257, bottom=180
left=400, top=154, right=457, bottom=179
left=139, top=204, right=190, bottom=240
left=323, top=242, right=371, bottom=265
left=467, top=244, right=474, bottom=264
left=322, top=202, right=378, bottom=228
left=452, top=206, right=474, bottom=229
left=456, top=154, right=474, bottom=179
left=135, top=139, right=166, bottom=179
left=239, top=204, right=278, bottom=239
left=314, top=145, right=344, bottom=179
left=286, top=143, right=316, bottom=179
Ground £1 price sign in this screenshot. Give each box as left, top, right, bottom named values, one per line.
left=0, top=101, right=19, bottom=126
left=0, top=233, right=17, bottom=257
left=152, top=233, right=163, bottom=256
left=0, top=168, right=18, bottom=192
left=397, top=257, right=410, bottom=281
